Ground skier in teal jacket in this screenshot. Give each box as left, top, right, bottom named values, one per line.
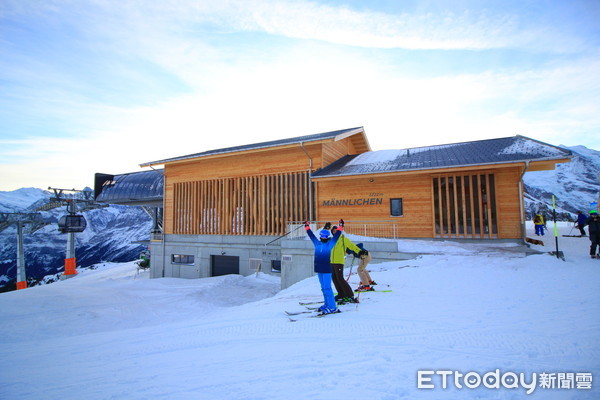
left=305, top=219, right=344, bottom=314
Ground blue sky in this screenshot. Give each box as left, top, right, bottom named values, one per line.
left=1, top=0, right=599, bottom=190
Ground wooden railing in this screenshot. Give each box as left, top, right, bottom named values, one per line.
left=286, top=220, right=400, bottom=240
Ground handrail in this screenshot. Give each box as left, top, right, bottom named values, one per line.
left=286, top=220, right=400, bottom=240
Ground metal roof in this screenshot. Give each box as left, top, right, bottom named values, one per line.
left=311, top=135, right=572, bottom=178
left=94, top=169, right=164, bottom=206
left=140, top=127, right=365, bottom=167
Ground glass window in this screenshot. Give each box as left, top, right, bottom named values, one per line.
left=390, top=198, right=403, bottom=217
left=171, top=254, right=195, bottom=265
left=271, top=260, right=281, bottom=273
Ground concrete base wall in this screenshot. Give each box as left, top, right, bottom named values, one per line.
left=149, top=234, right=283, bottom=279
left=149, top=234, right=419, bottom=290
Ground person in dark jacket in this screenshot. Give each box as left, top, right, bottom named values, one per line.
left=305, top=219, right=344, bottom=314
left=576, top=211, right=588, bottom=236
left=587, top=210, right=600, bottom=258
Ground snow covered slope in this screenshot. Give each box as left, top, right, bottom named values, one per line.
left=523, top=145, right=600, bottom=217
left=0, top=222, right=598, bottom=400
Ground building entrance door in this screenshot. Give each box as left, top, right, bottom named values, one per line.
left=211, top=255, right=240, bottom=276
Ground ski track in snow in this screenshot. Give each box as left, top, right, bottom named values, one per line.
left=0, top=222, right=599, bottom=400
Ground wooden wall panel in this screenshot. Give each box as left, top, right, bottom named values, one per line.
left=166, top=143, right=325, bottom=184
left=316, top=174, right=434, bottom=238
left=494, top=167, right=523, bottom=238
left=322, top=141, right=348, bottom=166
left=315, top=166, right=525, bottom=239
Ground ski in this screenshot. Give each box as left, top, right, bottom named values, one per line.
left=309, top=309, right=341, bottom=318
left=286, top=305, right=322, bottom=316
left=299, top=301, right=322, bottom=306
left=289, top=309, right=341, bottom=322
left=300, top=300, right=362, bottom=306
left=285, top=310, right=314, bottom=316
left=354, top=289, right=392, bottom=293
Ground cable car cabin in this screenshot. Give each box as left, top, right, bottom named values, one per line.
left=58, top=214, right=87, bottom=233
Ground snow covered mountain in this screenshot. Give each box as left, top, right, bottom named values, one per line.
left=0, top=188, right=50, bottom=212
left=0, top=188, right=152, bottom=291
left=523, top=145, right=600, bottom=218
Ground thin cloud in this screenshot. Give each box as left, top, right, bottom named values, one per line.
left=142, top=0, right=590, bottom=52
left=0, top=0, right=598, bottom=190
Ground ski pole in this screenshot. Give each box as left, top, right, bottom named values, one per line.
left=346, top=256, right=355, bottom=282
left=264, top=223, right=305, bottom=246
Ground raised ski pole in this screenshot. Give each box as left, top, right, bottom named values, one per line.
left=264, top=223, right=305, bottom=246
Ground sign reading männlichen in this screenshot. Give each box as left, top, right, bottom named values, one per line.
left=322, top=194, right=383, bottom=207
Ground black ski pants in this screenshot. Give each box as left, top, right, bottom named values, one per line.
left=331, top=263, right=354, bottom=299
left=590, top=234, right=600, bottom=256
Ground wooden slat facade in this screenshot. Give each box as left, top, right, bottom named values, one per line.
left=432, top=173, right=498, bottom=238
left=172, top=172, right=314, bottom=235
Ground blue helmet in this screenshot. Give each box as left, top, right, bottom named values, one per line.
left=319, top=229, right=331, bottom=239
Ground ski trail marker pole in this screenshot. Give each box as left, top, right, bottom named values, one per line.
left=551, top=195, right=564, bottom=260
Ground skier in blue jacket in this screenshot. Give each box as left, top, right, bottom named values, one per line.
left=576, top=211, right=588, bottom=236
left=305, top=219, right=345, bottom=314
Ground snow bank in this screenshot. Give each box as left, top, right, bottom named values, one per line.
left=0, top=222, right=598, bottom=400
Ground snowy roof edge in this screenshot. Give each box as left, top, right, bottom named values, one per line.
left=139, top=127, right=365, bottom=167
left=311, top=155, right=573, bottom=179
left=311, top=135, right=573, bottom=179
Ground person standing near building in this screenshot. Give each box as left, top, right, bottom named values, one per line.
left=329, top=225, right=361, bottom=304
left=576, top=211, right=588, bottom=236
left=355, top=243, right=376, bottom=292
left=304, top=219, right=344, bottom=314
left=534, top=213, right=545, bottom=236
left=587, top=211, right=600, bottom=258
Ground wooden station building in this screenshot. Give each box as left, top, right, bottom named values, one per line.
left=96, top=127, right=571, bottom=287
